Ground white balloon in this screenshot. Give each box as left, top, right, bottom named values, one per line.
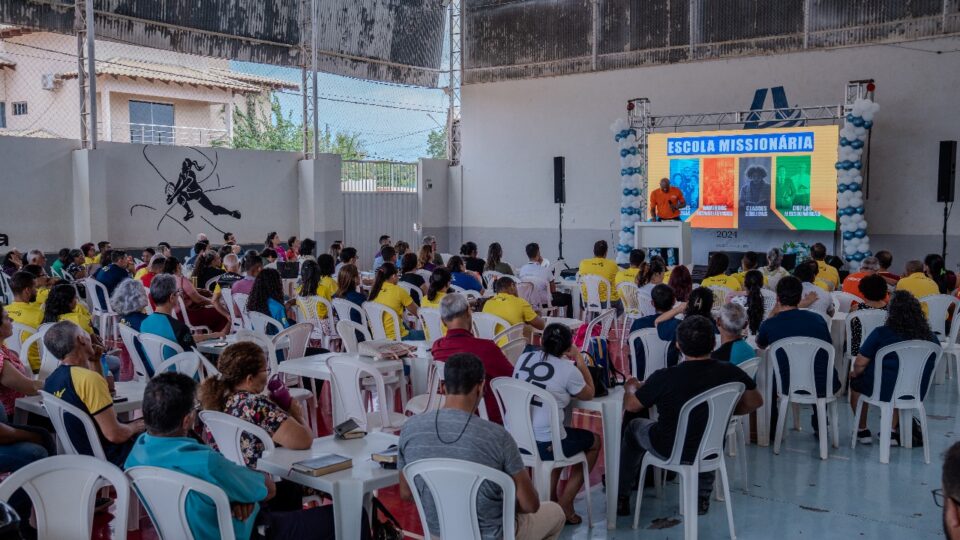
left=625, top=134, right=637, bottom=145
left=844, top=244, right=857, bottom=256
left=854, top=126, right=867, bottom=137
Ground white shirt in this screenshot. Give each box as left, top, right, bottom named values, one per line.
left=512, top=351, right=586, bottom=442
left=518, top=261, right=554, bottom=284
left=802, top=282, right=833, bottom=315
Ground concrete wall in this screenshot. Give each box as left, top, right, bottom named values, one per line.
left=459, top=36, right=960, bottom=270
left=0, top=136, right=78, bottom=250
left=418, top=158, right=450, bottom=253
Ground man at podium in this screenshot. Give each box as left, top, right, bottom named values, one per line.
left=650, top=177, right=686, bottom=221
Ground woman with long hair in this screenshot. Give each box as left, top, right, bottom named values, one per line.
left=246, top=268, right=290, bottom=331
left=333, top=264, right=367, bottom=329
left=636, top=259, right=666, bottom=296
left=727, top=269, right=766, bottom=335
left=398, top=253, right=427, bottom=294
left=286, top=236, right=300, bottom=262
left=459, top=242, right=485, bottom=274
left=368, top=263, right=422, bottom=341
left=199, top=342, right=313, bottom=510
left=447, top=256, right=483, bottom=292
left=191, top=251, right=224, bottom=292
left=653, top=286, right=716, bottom=366
left=418, top=245, right=437, bottom=272
left=423, top=268, right=452, bottom=308
left=666, top=264, right=693, bottom=302
left=81, top=243, right=98, bottom=265
left=484, top=242, right=513, bottom=275
left=700, top=252, right=740, bottom=290
left=163, top=256, right=228, bottom=332
left=762, top=247, right=790, bottom=290
left=512, top=323, right=599, bottom=524
left=265, top=232, right=287, bottom=262
left=924, top=253, right=950, bottom=294
left=849, top=290, right=940, bottom=444
left=43, top=284, right=121, bottom=380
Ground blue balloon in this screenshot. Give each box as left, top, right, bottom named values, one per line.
left=838, top=183, right=848, bottom=193
left=620, top=149, right=628, bottom=158
left=855, top=206, right=865, bottom=215
left=839, top=137, right=849, bottom=146
left=846, top=113, right=855, bottom=122
left=853, top=161, right=862, bottom=170
left=864, top=250, right=873, bottom=257
left=620, top=208, right=628, bottom=215
left=834, top=162, right=843, bottom=170
left=863, top=120, right=873, bottom=129
left=843, top=162, right=853, bottom=170
left=853, top=252, right=865, bottom=262
left=851, top=140, right=863, bottom=150
left=854, top=229, right=866, bottom=239
left=848, top=183, right=860, bottom=192
left=622, top=189, right=630, bottom=196
left=843, top=231, right=854, bottom=240
left=845, top=255, right=854, bottom=262
left=633, top=188, right=641, bottom=196
left=852, top=117, right=864, bottom=127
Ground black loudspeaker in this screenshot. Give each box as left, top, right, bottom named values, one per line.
left=938, top=141, right=957, bottom=203
left=553, top=156, right=566, bottom=204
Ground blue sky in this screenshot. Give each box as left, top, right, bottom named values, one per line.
left=232, top=61, right=448, bottom=162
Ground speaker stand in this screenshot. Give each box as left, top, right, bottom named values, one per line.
left=943, top=202, right=951, bottom=262
left=556, top=203, right=570, bottom=269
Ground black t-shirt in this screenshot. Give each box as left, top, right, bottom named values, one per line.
left=197, top=267, right=225, bottom=291
left=636, top=359, right=756, bottom=462
left=464, top=257, right=486, bottom=274
left=400, top=273, right=425, bottom=288
left=216, top=271, right=244, bottom=290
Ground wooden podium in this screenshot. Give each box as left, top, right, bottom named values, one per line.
left=634, top=221, right=692, bottom=265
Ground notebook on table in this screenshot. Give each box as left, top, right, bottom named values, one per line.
left=291, top=454, right=352, bottom=477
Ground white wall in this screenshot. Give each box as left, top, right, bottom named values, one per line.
left=459, top=37, right=960, bottom=268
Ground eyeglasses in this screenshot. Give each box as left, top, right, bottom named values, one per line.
left=932, top=489, right=960, bottom=508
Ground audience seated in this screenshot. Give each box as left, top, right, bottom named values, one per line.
left=377, top=245, right=398, bottom=275
left=485, top=242, right=513, bottom=275
left=247, top=268, right=292, bottom=331
left=578, top=240, right=622, bottom=311
left=842, top=256, right=881, bottom=299
left=876, top=250, right=900, bottom=285
left=142, top=275, right=225, bottom=366
left=0, top=304, right=41, bottom=418
left=896, top=259, right=940, bottom=306
left=617, top=315, right=762, bottom=516
left=712, top=303, right=756, bottom=365
left=42, top=284, right=120, bottom=381
left=139, top=255, right=165, bottom=290
left=42, top=321, right=145, bottom=466
left=130, top=372, right=360, bottom=540
left=94, top=249, right=133, bottom=300
left=794, top=260, right=834, bottom=315
left=700, top=252, right=740, bottom=290
left=261, top=248, right=279, bottom=270
left=398, top=253, right=427, bottom=295
left=512, top=323, right=599, bottom=524
left=422, top=268, right=451, bottom=309
left=761, top=247, right=791, bottom=291
left=666, top=263, right=692, bottom=302
left=925, top=253, right=953, bottom=294
left=191, top=251, right=224, bottom=292
left=848, top=273, right=890, bottom=356
left=112, top=278, right=153, bottom=375
left=417, top=245, right=437, bottom=272
left=460, top=241, right=486, bottom=274
left=399, top=353, right=564, bottom=540
left=394, top=240, right=409, bottom=259
left=424, top=235, right=444, bottom=267
left=372, top=235, right=392, bottom=270
left=731, top=251, right=767, bottom=289
left=727, top=269, right=766, bottom=335
left=298, top=238, right=317, bottom=262
left=231, top=251, right=263, bottom=296
left=447, top=256, right=483, bottom=293
left=518, top=243, right=572, bottom=317
left=655, top=287, right=716, bottom=367
left=286, top=236, right=301, bottom=262
left=299, top=255, right=337, bottom=319
left=2, top=249, right=23, bottom=277
left=849, top=290, right=938, bottom=445
left=333, top=264, right=367, bottom=317
left=210, top=253, right=243, bottom=320
left=615, top=249, right=645, bottom=287
left=163, top=256, right=228, bottom=332
left=810, top=243, right=839, bottom=291
left=335, top=247, right=358, bottom=275
left=265, top=232, right=287, bottom=262
left=5, top=272, right=44, bottom=372
left=629, top=284, right=675, bottom=379
left=636, top=258, right=666, bottom=297
left=482, top=277, right=545, bottom=340
left=430, top=294, right=513, bottom=423
left=369, top=263, right=423, bottom=341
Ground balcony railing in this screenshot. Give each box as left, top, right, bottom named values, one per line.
left=102, top=122, right=230, bottom=147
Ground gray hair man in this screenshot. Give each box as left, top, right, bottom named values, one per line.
left=41, top=321, right=145, bottom=465
left=26, top=249, right=45, bottom=267
left=841, top=255, right=881, bottom=297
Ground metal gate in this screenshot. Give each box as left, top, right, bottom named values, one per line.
left=342, top=161, right=420, bottom=269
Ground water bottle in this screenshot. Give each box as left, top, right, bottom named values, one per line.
left=267, top=374, right=292, bottom=410
left=100, top=355, right=116, bottom=395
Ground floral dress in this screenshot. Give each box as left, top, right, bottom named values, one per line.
left=216, top=390, right=289, bottom=467
left=851, top=303, right=888, bottom=356
left=0, top=346, right=30, bottom=418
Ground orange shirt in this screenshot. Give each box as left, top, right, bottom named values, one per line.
left=841, top=271, right=870, bottom=300
left=650, top=187, right=685, bottom=219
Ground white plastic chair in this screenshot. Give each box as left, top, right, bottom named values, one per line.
left=707, top=286, right=734, bottom=311
left=851, top=340, right=941, bottom=464
left=118, top=324, right=152, bottom=381
left=84, top=277, right=120, bottom=342
left=628, top=328, right=669, bottom=381
left=404, top=359, right=446, bottom=416
left=921, top=294, right=960, bottom=383
left=578, top=308, right=616, bottom=353
left=769, top=337, right=839, bottom=460
left=579, top=274, right=612, bottom=320
left=296, top=296, right=339, bottom=350
left=473, top=312, right=511, bottom=340
left=327, top=356, right=406, bottom=432
left=831, top=291, right=862, bottom=314
left=404, top=458, right=516, bottom=540
left=337, top=320, right=372, bottom=353
left=942, top=312, right=960, bottom=396
left=199, top=410, right=275, bottom=469
left=19, top=323, right=58, bottom=380
left=450, top=285, right=482, bottom=302
left=518, top=277, right=557, bottom=317
left=40, top=390, right=106, bottom=458
left=500, top=337, right=526, bottom=365
left=726, top=358, right=760, bottom=491
left=0, top=455, right=131, bottom=540
left=631, top=382, right=744, bottom=540
left=231, top=291, right=253, bottom=330
left=398, top=280, right=423, bottom=305
left=617, top=282, right=643, bottom=346
left=414, top=269, right=433, bottom=282
left=271, top=323, right=319, bottom=433
left=220, top=288, right=243, bottom=333
left=0, top=271, right=13, bottom=304
left=419, top=307, right=444, bottom=345
left=4, top=321, right=36, bottom=356
left=493, top=323, right=525, bottom=345
left=154, top=351, right=205, bottom=379
left=127, top=466, right=235, bottom=540
left=841, top=309, right=887, bottom=389
left=490, top=377, right=592, bottom=527
left=801, top=308, right=832, bottom=329
left=363, top=301, right=404, bottom=341
left=246, top=311, right=285, bottom=337
left=138, top=333, right=185, bottom=375
left=333, top=298, right=368, bottom=328
left=637, top=290, right=655, bottom=317
left=174, top=294, right=212, bottom=335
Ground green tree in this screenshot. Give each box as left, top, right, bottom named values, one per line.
left=426, top=128, right=447, bottom=159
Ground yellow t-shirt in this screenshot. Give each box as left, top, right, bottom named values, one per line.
left=615, top=267, right=640, bottom=287
left=897, top=273, right=941, bottom=315
left=372, top=282, right=413, bottom=340
left=579, top=257, right=620, bottom=301
left=60, top=311, right=94, bottom=335
left=483, top=293, right=538, bottom=341
left=5, top=301, right=44, bottom=371
left=133, top=267, right=149, bottom=281
left=51, top=366, right=113, bottom=416
left=84, top=256, right=99, bottom=266
left=731, top=271, right=769, bottom=289
left=700, top=274, right=741, bottom=291
left=421, top=292, right=446, bottom=309
left=816, top=261, right=840, bottom=291
left=814, top=278, right=832, bottom=292
left=315, top=276, right=337, bottom=318
left=35, top=288, right=50, bottom=305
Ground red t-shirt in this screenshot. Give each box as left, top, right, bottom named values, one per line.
left=430, top=328, right=515, bottom=424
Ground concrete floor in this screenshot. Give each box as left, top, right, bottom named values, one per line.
left=561, top=378, right=958, bottom=540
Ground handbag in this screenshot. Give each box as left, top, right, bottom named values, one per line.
left=357, top=339, right=417, bottom=360
left=371, top=497, right=404, bottom=540
left=583, top=352, right=609, bottom=397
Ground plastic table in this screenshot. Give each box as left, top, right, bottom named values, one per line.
left=571, top=386, right=624, bottom=529
left=14, top=381, right=147, bottom=424
left=257, top=432, right=400, bottom=540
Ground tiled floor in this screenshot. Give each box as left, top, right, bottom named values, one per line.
left=95, top=340, right=957, bottom=539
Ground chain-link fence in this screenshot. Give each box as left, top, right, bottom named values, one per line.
left=341, top=160, right=417, bottom=192
left=0, top=14, right=450, bottom=163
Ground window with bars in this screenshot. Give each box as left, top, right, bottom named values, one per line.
left=12, top=102, right=27, bottom=116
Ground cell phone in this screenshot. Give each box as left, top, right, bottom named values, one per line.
left=113, top=396, right=129, bottom=403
